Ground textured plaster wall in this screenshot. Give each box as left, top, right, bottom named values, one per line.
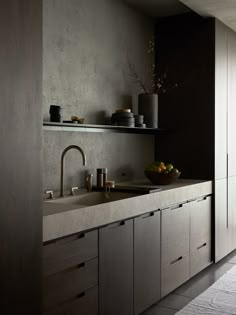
left=43, top=0, right=155, bottom=192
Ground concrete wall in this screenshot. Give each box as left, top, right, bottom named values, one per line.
left=43, top=0, right=155, bottom=192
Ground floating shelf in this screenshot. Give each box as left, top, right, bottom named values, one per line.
left=43, top=121, right=167, bottom=135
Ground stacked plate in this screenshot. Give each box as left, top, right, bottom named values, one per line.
left=111, top=109, right=135, bottom=127
left=134, top=115, right=146, bottom=128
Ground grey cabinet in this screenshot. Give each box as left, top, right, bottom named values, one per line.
left=228, top=176, right=236, bottom=251
left=215, top=22, right=236, bottom=262
left=228, top=29, right=236, bottom=178
left=161, top=203, right=190, bottom=297
left=43, top=230, right=98, bottom=314
left=189, top=196, right=212, bottom=277
left=44, top=286, right=98, bottom=315
left=155, top=14, right=236, bottom=263
left=134, top=211, right=160, bottom=315
left=215, top=179, right=229, bottom=262
left=161, top=196, right=212, bottom=296
left=215, top=20, right=228, bottom=181
left=99, top=219, right=133, bottom=315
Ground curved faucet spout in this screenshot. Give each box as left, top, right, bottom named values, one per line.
left=60, top=145, right=86, bottom=197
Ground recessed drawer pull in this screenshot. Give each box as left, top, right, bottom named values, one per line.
left=142, top=212, right=155, bottom=219
left=78, top=262, right=85, bottom=269
left=170, top=256, right=183, bottom=265
left=197, top=242, right=207, bottom=250
left=78, top=233, right=85, bottom=239
left=197, top=196, right=208, bottom=202
left=110, top=221, right=126, bottom=228
left=77, top=291, right=86, bottom=299
left=170, top=204, right=183, bottom=211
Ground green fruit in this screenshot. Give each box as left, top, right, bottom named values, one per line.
left=166, top=163, right=174, bottom=172
left=171, top=168, right=179, bottom=174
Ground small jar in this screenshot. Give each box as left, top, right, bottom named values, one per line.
left=97, top=168, right=104, bottom=188
left=102, top=168, right=108, bottom=186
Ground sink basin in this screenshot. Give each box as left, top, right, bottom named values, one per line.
left=46, top=191, right=139, bottom=207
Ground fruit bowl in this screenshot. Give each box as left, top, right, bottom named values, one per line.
left=144, top=170, right=181, bottom=185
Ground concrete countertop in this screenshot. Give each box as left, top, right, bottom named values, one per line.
left=43, top=179, right=213, bottom=243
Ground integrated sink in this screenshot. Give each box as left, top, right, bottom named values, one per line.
left=45, top=191, right=139, bottom=207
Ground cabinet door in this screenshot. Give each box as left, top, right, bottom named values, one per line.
left=228, top=29, right=236, bottom=177
left=161, top=203, right=190, bottom=297
left=161, top=203, right=189, bottom=265
left=215, top=178, right=229, bottom=262
left=190, top=196, right=212, bottom=251
left=190, top=196, right=212, bottom=277
left=215, top=20, right=228, bottom=180
left=228, top=176, right=236, bottom=252
left=99, top=219, right=133, bottom=315
left=134, top=211, right=160, bottom=315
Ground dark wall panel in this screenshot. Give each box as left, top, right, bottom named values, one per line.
left=155, top=14, right=215, bottom=180
left=0, top=0, right=42, bottom=314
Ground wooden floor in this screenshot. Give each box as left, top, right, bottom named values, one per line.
left=143, top=250, right=236, bottom=315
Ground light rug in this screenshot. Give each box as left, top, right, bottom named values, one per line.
left=176, top=265, right=236, bottom=315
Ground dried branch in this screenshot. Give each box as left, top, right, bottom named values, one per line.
left=128, top=60, right=148, bottom=94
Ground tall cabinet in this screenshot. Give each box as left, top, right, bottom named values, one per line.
left=215, top=22, right=236, bottom=261
left=155, top=13, right=236, bottom=262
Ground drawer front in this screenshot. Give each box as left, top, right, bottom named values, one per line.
left=161, top=254, right=189, bottom=297
left=190, top=241, right=212, bottom=277
left=44, top=258, right=98, bottom=310
left=161, top=203, right=190, bottom=265
left=190, top=196, right=212, bottom=251
left=43, top=230, right=98, bottom=276
left=44, top=286, right=98, bottom=315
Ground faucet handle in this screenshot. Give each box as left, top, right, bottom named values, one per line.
left=71, top=186, right=79, bottom=196
left=45, top=190, right=54, bottom=199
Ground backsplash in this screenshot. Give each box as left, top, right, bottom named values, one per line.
left=43, top=0, right=155, bottom=192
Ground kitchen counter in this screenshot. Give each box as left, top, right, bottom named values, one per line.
left=43, top=179, right=212, bottom=242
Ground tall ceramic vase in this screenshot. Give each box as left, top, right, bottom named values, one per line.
left=138, top=93, right=158, bottom=128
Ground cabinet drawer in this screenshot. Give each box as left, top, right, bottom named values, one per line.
left=161, top=254, right=189, bottom=297
left=190, top=241, right=212, bottom=277
left=43, top=230, right=98, bottom=276
left=161, top=203, right=190, bottom=265
left=190, top=196, right=211, bottom=251
left=44, top=258, right=98, bottom=310
left=44, top=285, right=98, bottom=315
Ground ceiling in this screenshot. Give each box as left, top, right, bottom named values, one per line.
left=179, top=0, right=236, bottom=31
left=125, top=0, right=190, bottom=17
left=126, top=0, right=236, bottom=32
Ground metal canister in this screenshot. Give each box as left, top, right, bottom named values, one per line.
left=97, top=168, right=104, bottom=188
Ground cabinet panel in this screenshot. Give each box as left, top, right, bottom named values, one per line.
left=43, top=258, right=98, bottom=310
left=190, top=241, right=212, bottom=277
left=161, top=203, right=189, bottom=265
left=228, top=29, right=236, bottom=177
left=43, top=230, right=98, bottom=276
left=99, top=219, right=133, bottom=315
left=215, top=178, right=229, bottom=262
left=134, top=211, right=160, bottom=315
left=228, top=176, right=236, bottom=252
left=215, top=20, right=228, bottom=180
left=190, top=196, right=212, bottom=251
left=44, top=286, right=98, bottom=315
left=161, top=254, right=189, bottom=297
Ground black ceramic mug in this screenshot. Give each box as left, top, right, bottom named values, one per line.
left=49, top=105, right=63, bottom=122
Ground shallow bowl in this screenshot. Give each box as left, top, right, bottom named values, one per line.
left=144, top=170, right=181, bottom=185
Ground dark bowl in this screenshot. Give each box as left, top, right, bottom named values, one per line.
left=144, top=170, right=181, bottom=185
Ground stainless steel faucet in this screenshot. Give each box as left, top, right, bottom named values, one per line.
left=60, top=145, right=86, bottom=197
